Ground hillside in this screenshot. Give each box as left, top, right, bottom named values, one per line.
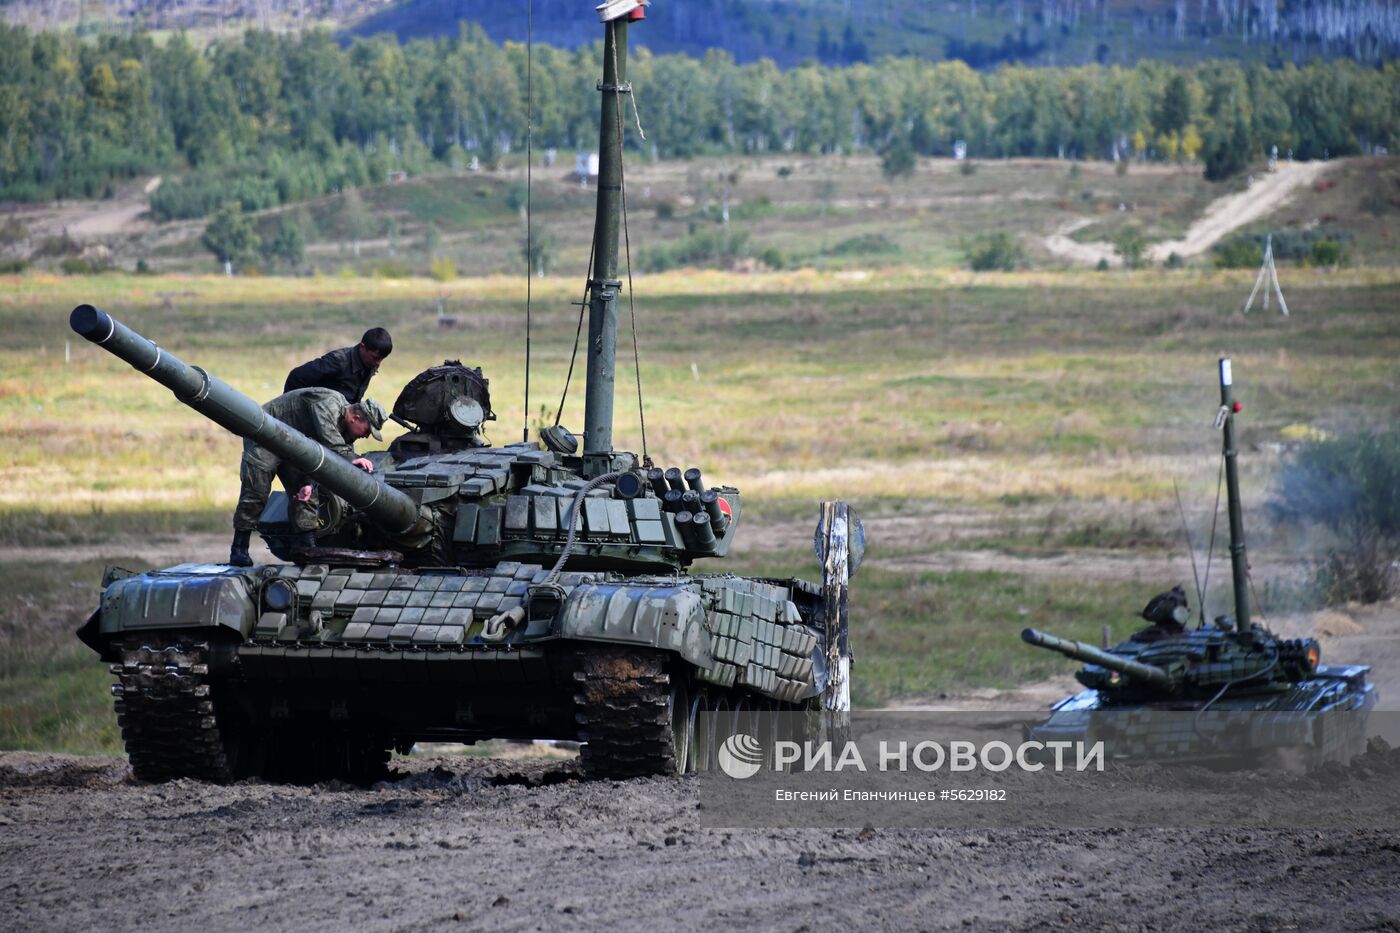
left=3, top=0, right=1398, bottom=67
left=5, top=154, right=1394, bottom=277
left=352, top=0, right=1400, bottom=68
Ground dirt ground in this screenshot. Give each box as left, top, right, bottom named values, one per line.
left=2, top=749, right=1398, bottom=933
left=3, top=612, right=1399, bottom=931
left=5, top=515, right=1400, bottom=930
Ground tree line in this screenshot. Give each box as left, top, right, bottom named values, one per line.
left=0, top=23, right=1395, bottom=215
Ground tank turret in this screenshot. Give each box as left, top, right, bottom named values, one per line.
left=1022, top=623, right=1329, bottom=697
left=69, top=305, right=748, bottom=571
left=1021, top=628, right=1174, bottom=688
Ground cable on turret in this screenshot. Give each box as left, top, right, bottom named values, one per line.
left=481, top=468, right=626, bottom=644
left=1173, top=480, right=1207, bottom=627
left=1192, top=641, right=1279, bottom=741
left=1200, top=458, right=1225, bottom=624
left=555, top=241, right=596, bottom=426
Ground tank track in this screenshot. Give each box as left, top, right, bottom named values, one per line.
left=111, top=639, right=233, bottom=783
left=111, top=637, right=392, bottom=785
left=574, top=648, right=682, bottom=779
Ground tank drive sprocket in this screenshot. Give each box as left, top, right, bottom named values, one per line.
left=112, top=639, right=234, bottom=783
left=574, top=648, right=690, bottom=779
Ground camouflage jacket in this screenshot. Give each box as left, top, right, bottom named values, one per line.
left=283, top=346, right=375, bottom=404
left=246, top=388, right=357, bottom=464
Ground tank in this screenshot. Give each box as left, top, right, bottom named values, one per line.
left=69, top=3, right=858, bottom=784
left=1023, top=359, right=1376, bottom=767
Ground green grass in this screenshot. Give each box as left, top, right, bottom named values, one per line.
left=724, top=549, right=1148, bottom=707
left=4, top=269, right=1398, bottom=517
left=848, top=568, right=1145, bottom=707
left=0, top=508, right=229, bottom=548
left=0, top=560, right=123, bottom=754
left=5, top=150, right=1397, bottom=758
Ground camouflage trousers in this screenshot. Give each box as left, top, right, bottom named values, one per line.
left=233, top=444, right=321, bottom=533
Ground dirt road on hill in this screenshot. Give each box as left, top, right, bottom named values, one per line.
left=1042, top=160, right=1331, bottom=266
left=1043, top=217, right=1117, bottom=266
left=1146, top=160, right=1331, bottom=260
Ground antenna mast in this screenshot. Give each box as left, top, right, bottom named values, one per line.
left=1218, top=358, right=1251, bottom=634
left=583, top=1, right=645, bottom=476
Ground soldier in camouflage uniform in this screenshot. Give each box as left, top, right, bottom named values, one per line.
left=283, top=327, right=392, bottom=405
left=229, top=388, right=388, bottom=566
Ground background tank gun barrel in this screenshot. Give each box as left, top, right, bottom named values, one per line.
left=69, top=304, right=422, bottom=535
left=1021, top=627, right=1173, bottom=687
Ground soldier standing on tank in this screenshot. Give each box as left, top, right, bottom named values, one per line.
left=229, top=389, right=388, bottom=566
left=283, top=327, right=393, bottom=405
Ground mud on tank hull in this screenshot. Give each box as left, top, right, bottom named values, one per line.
left=81, top=561, right=829, bottom=783
left=1025, top=669, right=1377, bottom=769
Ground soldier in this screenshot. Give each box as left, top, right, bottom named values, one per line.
left=229, top=388, right=388, bottom=566
left=1131, top=584, right=1190, bottom=642
left=283, top=327, right=393, bottom=405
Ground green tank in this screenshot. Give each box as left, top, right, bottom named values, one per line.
left=1023, top=359, right=1376, bottom=765
left=69, top=3, right=858, bottom=784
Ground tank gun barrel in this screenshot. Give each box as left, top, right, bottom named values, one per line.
left=1021, top=628, right=1173, bottom=687
left=69, top=305, right=422, bottom=535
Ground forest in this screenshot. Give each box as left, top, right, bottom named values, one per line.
left=8, top=0, right=1400, bottom=69
left=0, top=21, right=1395, bottom=216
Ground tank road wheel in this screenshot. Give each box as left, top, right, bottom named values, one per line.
left=731, top=698, right=753, bottom=745
left=111, top=639, right=234, bottom=783
left=111, top=638, right=390, bottom=785
left=704, top=696, right=733, bottom=772
left=756, top=699, right=780, bottom=759
left=574, top=648, right=690, bottom=779
left=672, top=679, right=694, bottom=776
left=685, top=691, right=708, bottom=774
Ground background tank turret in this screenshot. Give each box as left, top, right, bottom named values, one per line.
left=1025, top=359, right=1376, bottom=766
left=1021, top=628, right=1175, bottom=689
left=68, top=2, right=857, bottom=786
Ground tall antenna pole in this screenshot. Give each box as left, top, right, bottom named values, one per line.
left=582, top=13, right=632, bottom=475
left=1218, top=358, right=1251, bottom=634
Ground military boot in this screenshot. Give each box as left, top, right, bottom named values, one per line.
left=291, top=530, right=317, bottom=557
left=229, top=530, right=253, bottom=567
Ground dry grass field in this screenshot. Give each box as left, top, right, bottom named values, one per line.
left=3, top=149, right=1399, bottom=753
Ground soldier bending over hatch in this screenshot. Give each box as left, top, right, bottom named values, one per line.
left=229, top=388, right=388, bottom=566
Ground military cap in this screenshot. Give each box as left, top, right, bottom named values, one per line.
left=359, top=398, right=388, bottom=441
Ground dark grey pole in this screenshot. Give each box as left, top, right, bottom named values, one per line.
left=1218, top=358, right=1251, bottom=634
left=582, top=17, right=629, bottom=475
